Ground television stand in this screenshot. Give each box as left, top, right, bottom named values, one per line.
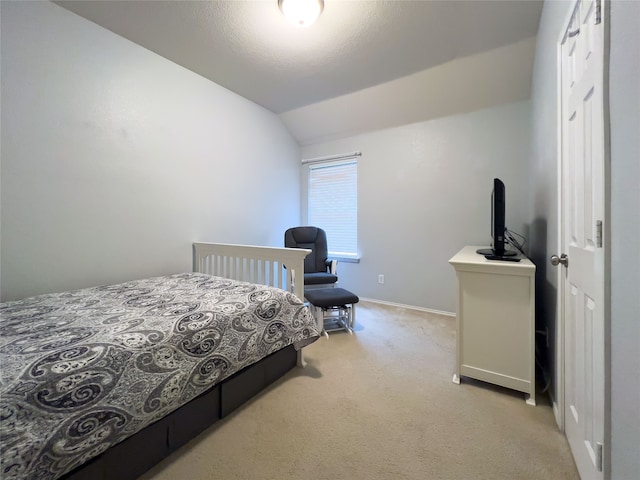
left=475, top=247, right=517, bottom=256
left=449, top=246, right=536, bottom=405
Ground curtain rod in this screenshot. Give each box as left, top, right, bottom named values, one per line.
left=301, top=151, right=361, bottom=165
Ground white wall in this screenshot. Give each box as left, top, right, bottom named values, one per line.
left=301, top=100, right=532, bottom=313
left=530, top=0, right=640, bottom=477
left=528, top=0, right=570, bottom=419
left=0, top=1, right=301, bottom=301
left=609, top=1, right=640, bottom=477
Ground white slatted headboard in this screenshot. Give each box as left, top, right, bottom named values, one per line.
left=193, top=242, right=311, bottom=302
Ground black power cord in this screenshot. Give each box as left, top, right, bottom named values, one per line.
left=505, top=228, right=527, bottom=256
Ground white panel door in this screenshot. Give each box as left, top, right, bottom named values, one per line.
left=559, top=0, right=606, bottom=478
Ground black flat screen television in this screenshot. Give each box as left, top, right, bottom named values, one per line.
left=477, top=178, right=516, bottom=257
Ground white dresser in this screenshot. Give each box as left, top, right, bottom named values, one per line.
left=449, top=245, right=536, bottom=405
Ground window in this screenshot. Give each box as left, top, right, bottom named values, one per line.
left=308, top=160, right=358, bottom=260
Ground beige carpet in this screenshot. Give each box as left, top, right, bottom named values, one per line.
left=140, top=301, right=579, bottom=480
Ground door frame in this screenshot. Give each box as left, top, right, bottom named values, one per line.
left=555, top=0, right=611, bottom=476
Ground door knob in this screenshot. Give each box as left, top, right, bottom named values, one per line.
left=550, top=254, right=569, bottom=267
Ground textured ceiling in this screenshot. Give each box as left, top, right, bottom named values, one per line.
left=55, top=0, right=543, bottom=115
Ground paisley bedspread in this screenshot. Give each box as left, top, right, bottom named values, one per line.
left=0, top=273, right=319, bottom=480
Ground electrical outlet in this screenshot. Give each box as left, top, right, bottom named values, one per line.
left=378, top=274, right=384, bottom=284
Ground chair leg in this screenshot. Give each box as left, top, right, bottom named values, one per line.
left=312, top=305, right=329, bottom=338
left=350, top=304, right=356, bottom=330
left=345, top=305, right=354, bottom=334
left=308, top=303, right=356, bottom=336
left=334, top=306, right=353, bottom=334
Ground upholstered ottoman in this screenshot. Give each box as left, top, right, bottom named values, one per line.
left=304, top=287, right=359, bottom=335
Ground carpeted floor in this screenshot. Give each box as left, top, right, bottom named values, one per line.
left=140, top=301, right=579, bottom=480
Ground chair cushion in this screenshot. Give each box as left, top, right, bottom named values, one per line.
left=285, top=227, right=330, bottom=274
left=304, top=272, right=338, bottom=285
left=304, top=288, right=359, bottom=308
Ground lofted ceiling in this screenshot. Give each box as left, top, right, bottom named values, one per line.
left=55, top=0, right=543, bottom=143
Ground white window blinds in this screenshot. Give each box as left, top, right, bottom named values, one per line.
left=308, top=160, right=358, bottom=258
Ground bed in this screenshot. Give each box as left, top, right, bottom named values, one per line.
left=0, top=242, right=318, bottom=480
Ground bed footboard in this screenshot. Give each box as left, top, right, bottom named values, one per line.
left=192, top=242, right=310, bottom=301
left=193, top=242, right=312, bottom=367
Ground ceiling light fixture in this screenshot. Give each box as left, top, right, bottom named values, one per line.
left=278, top=0, right=324, bottom=27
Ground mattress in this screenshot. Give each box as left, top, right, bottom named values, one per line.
left=0, top=273, right=319, bottom=480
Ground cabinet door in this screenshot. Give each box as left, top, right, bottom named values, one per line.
left=458, top=271, right=532, bottom=393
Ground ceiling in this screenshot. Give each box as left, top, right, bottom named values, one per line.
left=55, top=0, right=544, bottom=116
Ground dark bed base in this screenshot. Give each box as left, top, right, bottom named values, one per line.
left=61, top=345, right=298, bottom=480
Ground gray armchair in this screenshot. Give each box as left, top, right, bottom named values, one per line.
left=284, top=226, right=338, bottom=288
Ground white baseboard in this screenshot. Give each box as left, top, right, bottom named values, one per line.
left=359, top=297, right=456, bottom=318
